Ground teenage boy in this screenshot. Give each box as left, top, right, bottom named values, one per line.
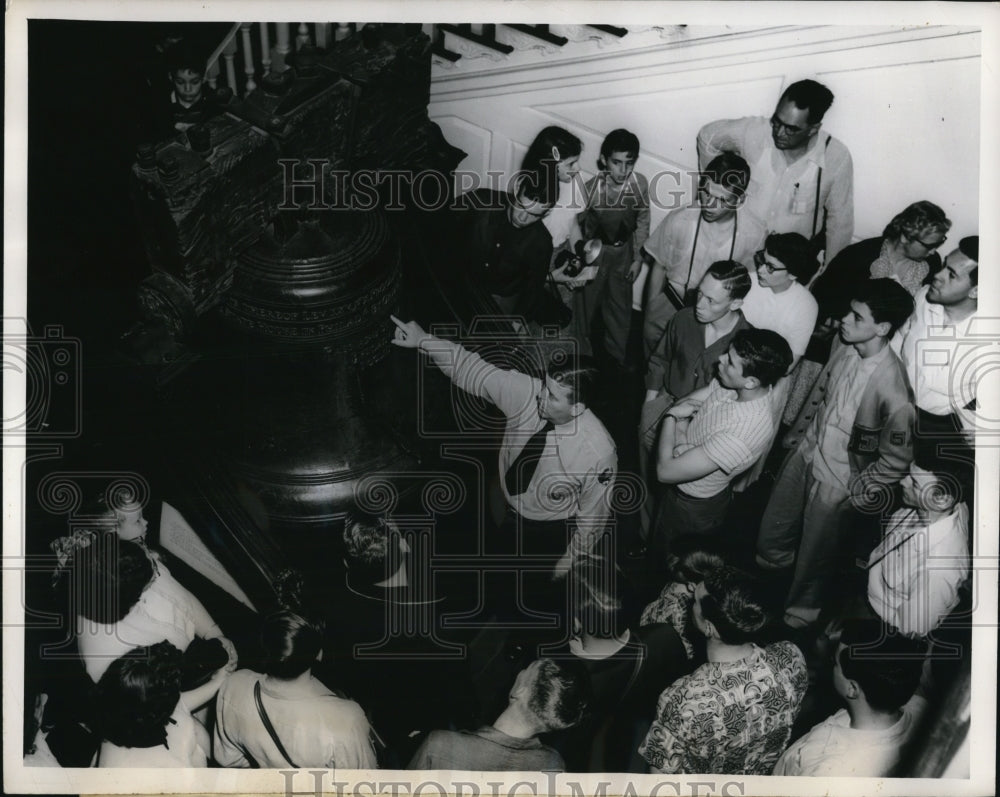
left=651, top=328, right=793, bottom=554
left=757, top=279, right=916, bottom=628
left=773, top=618, right=927, bottom=777
left=867, top=446, right=972, bottom=637
left=460, top=176, right=557, bottom=329
left=637, top=260, right=753, bottom=546
left=578, top=129, right=650, bottom=367
left=641, top=153, right=766, bottom=357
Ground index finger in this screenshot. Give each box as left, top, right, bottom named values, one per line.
left=390, top=314, right=409, bottom=330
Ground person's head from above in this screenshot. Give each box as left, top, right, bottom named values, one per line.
left=598, top=128, right=640, bottom=186
left=522, top=126, right=583, bottom=184
left=73, top=534, right=155, bottom=625
left=95, top=641, right=183, bottom=749
left=508, top=658, right=592, bottom=734
left=754, top=232, right=819, bottom=291
left=694, top=260, right=752, bottom=324
left=839, top=278, right=914, bottom=347
left=833, top=619, right=927, bottom=712
left=692, top=565, right=770, bottom=646
left=260, top=609, right=325, bottom=680
left=698, top=152, right=750, bottom=223
left=770, top=79, right=834, bottom=151
left=343, top=512, right=407, bottom=578
left=901, top=438, right=973, bottom=517
left=166, top=42, right=206, bottom=108
left=666, top=537, right=727, bottom=585
left=882, top=201, right=952, bottom=262
left=716, top=328, right=793, bottom=392
left=927, top=237, right=978, bottom=307
left=537, top=354, right=598, bottom=424
left=569, top=554, right=627, bottom=642
left=91, top=489, right=149, bottom=543
left=508, top=175, right=556, bottom=229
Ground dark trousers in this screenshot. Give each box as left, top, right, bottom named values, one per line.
left=649, top=483, right=733, bottom=560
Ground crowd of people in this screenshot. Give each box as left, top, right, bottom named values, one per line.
left=25, top=76, right=979, bottom=776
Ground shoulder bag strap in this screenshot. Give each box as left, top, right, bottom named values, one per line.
left=254, top=681, right=299, bottom=769
left=811, top=135, right=832, bottom=238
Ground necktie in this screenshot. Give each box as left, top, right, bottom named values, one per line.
left=505, top=422, right=554, bottom=496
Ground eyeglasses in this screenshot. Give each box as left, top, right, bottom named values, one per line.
left=698, top=181, right=743, bottom=210
left=904, top=233, right=947, bottom=251
left=754, top=250, right=788, bottom=273
left=769, top=115, right=809, bottom=136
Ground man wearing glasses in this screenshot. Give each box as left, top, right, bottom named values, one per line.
left=460, top=174, right=558, bottom=327
left=640, top=152, right=766, bottom=359
left=697, top=79, right=854, bottom=264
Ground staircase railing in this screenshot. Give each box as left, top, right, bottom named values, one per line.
left=205, top=22, right=361, bottom=98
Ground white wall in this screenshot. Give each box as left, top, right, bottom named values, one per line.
left=429, top=25, right=981, bottom=247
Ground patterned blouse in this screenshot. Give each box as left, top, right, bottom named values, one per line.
left=639, top=641, right=808, bottom=775
left=869, top=239, right=929, bottom=295
left=640, top=582, right=697, bottom=660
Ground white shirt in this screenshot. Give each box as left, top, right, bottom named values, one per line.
left=892, top=286, right=979, bottom=430
left=772, top=696, right=927, bottom=777
left=868, top=504, right=969, bottom=636
left=741, top=279, right=818, bottom=364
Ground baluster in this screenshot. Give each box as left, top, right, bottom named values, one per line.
left=335, top=23, right=351, bottom=41
left=314, top=23, right=330, bottom=49
left=222, top=36, right=239, bottom=96
left=296, top=23, right=311, bottom=49
left=239, top=23, right=257, bottom=93
left=259, top=23, right=272, bottom=76
left=274, top=23, right=291, bottom=71
left=206, top=58, right=219, bottom=90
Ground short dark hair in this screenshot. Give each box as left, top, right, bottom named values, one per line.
left=165, top=41, right=206, bottom=77
left=702, top=152, right=751, bottom=198
left=730, top=328, right=794, bottom=388
left=699, top=566, right=770, bottom=645
left=763, top=232, right=819, bottom=283
left=547, top=353, right=598, bottom=406
left=600, top=128, right=640, bottom=161
left=704, top=260, right=752, bottom=301
left=779, top=79, right=835, bottom=124
left=839, top=619, right=927, bottom=712
left=95, top=641, right=183, bottom=749
left=342, top=512, right=403, bottom=585
left=851, top=279, right=915, bottom=337
left=882, top=201, right=952, bottom=244
left=261, top=610, right=324, bottom=680
left=669, top=546, right=727, bottom=585
left=72, top=535, right=154, bottom=625
left=526, top=658, right=592, bottom=732
left=959, top=236, right=979, bottom=287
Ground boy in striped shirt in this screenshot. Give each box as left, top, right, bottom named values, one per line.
left=651, top=328, right=793, bottom=555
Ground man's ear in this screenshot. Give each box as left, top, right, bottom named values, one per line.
left=844, top=678, right=861, bottom=701
left=874, top=320, right=893, bottom=339
left=742, top=375, right=761, bottom=391
left=570, top=402, right=586, bottom=419
left=729, top=298, right=744, bottom=313
left=598, top=154, right=606, bottom=171
left=551, top=145, right=561, bottom=162
left=702, top=618, right=719, bottom=641
left=969, top=285, right=978, bottom=301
